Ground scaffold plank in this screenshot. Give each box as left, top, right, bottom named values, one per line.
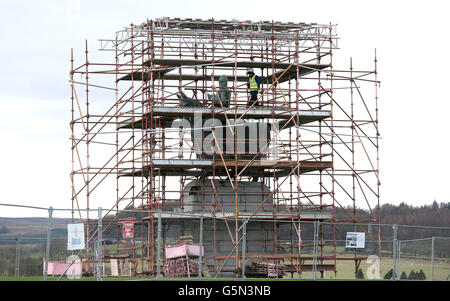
left=141, top=211, right=333, bottom=221
left=144, top=58, right=327, bottom=70
left=118, top=62, right=329, bottom=82
left=119, top=159, right=332, bottom=178
left=117, top=106, right=331, bottom=129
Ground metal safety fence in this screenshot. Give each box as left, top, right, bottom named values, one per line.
left=0, top=203, right=449, bottom=281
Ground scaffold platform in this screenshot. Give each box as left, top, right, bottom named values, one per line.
left=119, top=60, right=329, bottom=83
left=117, top=106, right=331, bottom=129
left=119, top=159, right=332, bottom=177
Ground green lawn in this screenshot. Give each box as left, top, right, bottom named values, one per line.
left=2, top=256, right=449, bottom=281
left=0, top=276, right=148, bottom=281
left=296, top=256, right=450, bottom=280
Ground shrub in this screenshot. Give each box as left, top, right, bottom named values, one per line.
left=408, top=270, right=417, bottom=279
left=417, top=269, right=426, bottom=280
left=384, top=268, right=396, bottom=279
left=357, top=268, right=364, bottom=279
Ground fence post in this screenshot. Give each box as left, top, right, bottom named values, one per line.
left=97, top=207, right=103, bottom=281
left=392, top=224, right=398, bottom=280
left=15, top=237, right=20, bottom=278
left=156, top=210, right=162, bottom=280
left=198, top=214, right=203, bottom=280
left=44, top=206, right=53, bottom=281
left=312, top=220, right=319, bottom=280
left=242, top=219, right=247, bottom=279
left=397, top=240, right=401, bottom=278
left=431, top=236, right=435, bottom=281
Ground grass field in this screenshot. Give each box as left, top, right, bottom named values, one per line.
left=296, top=256, right=450, bottom=280
left=0, top=276, right=150, bottom=281
left=2, top=256, right=449, bottom=281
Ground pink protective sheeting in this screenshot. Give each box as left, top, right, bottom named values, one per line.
left=165, top=244, right=203, bottom=259
left=45, top=261, right=83, bottom=276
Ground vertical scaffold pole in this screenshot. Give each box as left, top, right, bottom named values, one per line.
left=44, top=206, right=53, bottom=281
left=156, top=210, right=162, bottom=280
left=242, top=219, right=247, bottom=279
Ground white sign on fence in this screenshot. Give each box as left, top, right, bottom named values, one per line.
left=67, top=223, right=85, bottom=250
left=345, top=232, right=365, bottom=249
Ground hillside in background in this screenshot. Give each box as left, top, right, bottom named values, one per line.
left=0, top=202, right=448, bottom=240
left=0, top=217, right=73, bottom=241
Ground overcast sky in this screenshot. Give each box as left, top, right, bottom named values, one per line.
left=0, top=0, right=449, bottom=217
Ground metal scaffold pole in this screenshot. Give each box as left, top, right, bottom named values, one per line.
left=156, top=210, right=162, bottom=280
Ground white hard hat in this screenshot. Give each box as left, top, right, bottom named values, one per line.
left=246, top=67, right=254, bottom=74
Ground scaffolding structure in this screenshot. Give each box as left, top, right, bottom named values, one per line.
left=70, top=18, right=380, bottom=278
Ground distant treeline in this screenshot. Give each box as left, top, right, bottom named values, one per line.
left=96, top=202, right=450, bottom=241
left=335, top=201, right=450, bottom=228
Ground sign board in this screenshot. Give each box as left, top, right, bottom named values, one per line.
left=122, top=221, right=134, bottom=238
left=67, top=223, right=85, bottom=250
left=110, top=259, right=119, bottom=276
left=345, top=232, right=365, bottom=249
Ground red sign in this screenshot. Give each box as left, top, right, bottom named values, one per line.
left=122, top=222, right=134, bottom=238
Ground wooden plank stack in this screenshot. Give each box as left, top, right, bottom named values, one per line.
left=244, top=261, right=285, bottom=278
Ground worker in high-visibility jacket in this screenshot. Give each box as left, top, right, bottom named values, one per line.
left=246, top=68, right=261, bottom=107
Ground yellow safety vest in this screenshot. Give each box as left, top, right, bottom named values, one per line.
left=249, top=74, right=258, bottom=91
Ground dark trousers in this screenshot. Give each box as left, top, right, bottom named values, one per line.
left=247, top=90, right=260, bottom=107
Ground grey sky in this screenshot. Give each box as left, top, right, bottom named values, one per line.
left=0, top=0, right=449, bottom=217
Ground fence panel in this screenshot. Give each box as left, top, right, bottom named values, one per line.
left=397, top=224, right=450, bottom=281
left=0, top=203, right=449, bottom=281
